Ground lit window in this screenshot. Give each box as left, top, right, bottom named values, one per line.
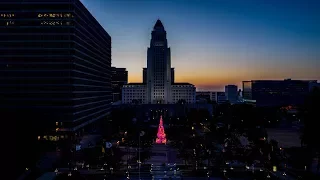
left=38, top=14, right=43, bottom=18
left=56, top=122, right=59, bottom=126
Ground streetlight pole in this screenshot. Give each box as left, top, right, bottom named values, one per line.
left=138, top=133, right=141, bottom=180
left=126, top=143, right=128, bottom=171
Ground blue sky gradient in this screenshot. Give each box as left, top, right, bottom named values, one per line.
left=81, top=0, right=320, bottom=91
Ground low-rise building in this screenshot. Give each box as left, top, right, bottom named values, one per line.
left=122, top=83, right=196, bottom=104
left=171, top=83, right=196, bottom=104
left=242, top=79, right=317, bottom=107
left=111, top=67, right=128, bottom=102
left=195, top=91, right=227, bottom=104
left=122, top=83, right=146, bottom=104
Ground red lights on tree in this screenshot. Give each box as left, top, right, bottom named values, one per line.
left=156, top=115, right=167, bottom=144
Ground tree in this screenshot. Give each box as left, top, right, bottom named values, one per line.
left=107, top=147, right=125, bottom=169
left=177, top=99, right=187, bottom=104
left=132, top=99, right=140, bottom=105
left=178, top=149, right=190, bottom=165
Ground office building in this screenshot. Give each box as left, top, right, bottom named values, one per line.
left=171, top=83, right=196, bottom=103
left=309, top=81, right=320, bottom=91
left=122, top=20, right=196, bottom=104
left=196, top=91, right=212, bottom=101
left=225, top=85, right=238, bottom=104
left=111, top=67, right=128, bottom=102
left=195, top=91, right=228, bottom=104
left=242, top=79, right=317, bottom=107
left=0, top=0, right=112, bottom=139
left=242, top=81, right=252, bottom=100
left=216, top=92, right=227, bottom=104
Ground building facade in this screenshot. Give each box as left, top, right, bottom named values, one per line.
left=216, top=92, right=227, bottom=104
left=146, top=20, right=172, bottom=104
left=111, top=67, right=128, bottom=102
left=242, top=81, right=252, bottom=100
left=122, top=83, right=147, bottom=104
left=195, top=91, right=227, bottom=104
left=172, top=83, right=196, bottom=104
left=143, top=67, right=174, bottom=84
left=309, top=81, right=320, bottom=91
left=0, top=0, right=112, bottom=139
left=196, top=91, right=212, bottom=102
left=225, top=85, right=238, bottom=104
left=242, top=79, right=317, bottom=107
left=122, top=20, right=196, bottom=104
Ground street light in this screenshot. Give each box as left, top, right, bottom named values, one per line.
left=267, top=174, right=271, bottom=178
left=138, top=131, right=145, bottom=180
left=103, top=163, right=107, bottom=175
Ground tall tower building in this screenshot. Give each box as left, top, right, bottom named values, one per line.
left=122, top=20, right=196, bottom=105
left=147, top=20, right=172, bottom=104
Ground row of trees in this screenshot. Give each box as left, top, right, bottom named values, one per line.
left=166, top=102, right=286, bottom=173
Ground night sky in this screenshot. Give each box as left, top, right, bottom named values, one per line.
left=81, top=0, right=320, bottom=91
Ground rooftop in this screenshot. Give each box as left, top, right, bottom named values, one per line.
left=126, top=83, right=146, bottom=85
left=172, top=82, right=194, bottom=86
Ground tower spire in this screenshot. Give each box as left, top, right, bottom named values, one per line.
left=156, top=115, right=167, bottom=144
left=153, top=19, right=164, bottom=30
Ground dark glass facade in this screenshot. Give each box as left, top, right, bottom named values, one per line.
left=242, top=81, right=252, bottom=100
left=0, top=0, right=112, bottom=135
left=225, top=85, right=238, bottom=104
left=143, top=67, right=147, bottom=83
left=171, top=68, right=175, bottom=83
left=243, top=79, right=316, bottom=107
left=111, top=67, right=128, bottom=102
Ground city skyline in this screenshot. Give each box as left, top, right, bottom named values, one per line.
left=81, top=0, right=320, bottom=91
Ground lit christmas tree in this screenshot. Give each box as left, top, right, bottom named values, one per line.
left=156, top=115, right=167, bottom=144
